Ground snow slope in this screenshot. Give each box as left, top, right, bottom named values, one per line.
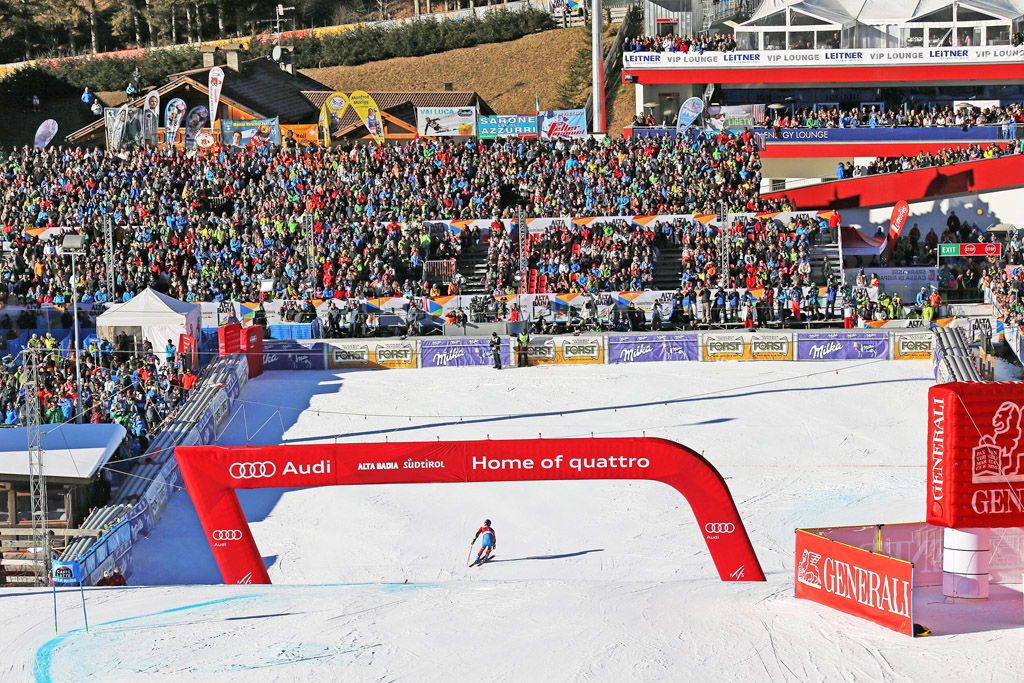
left=5, top=358, right=1024, bottom=683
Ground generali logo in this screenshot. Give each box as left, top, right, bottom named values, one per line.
left=797, top=549, right=822, bottom=588
left=972, top=401, right=1024, bottom=483
left=797, top=548, right=911, bottom=618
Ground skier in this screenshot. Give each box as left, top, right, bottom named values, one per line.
left=472, top=519, right=497, bottom=565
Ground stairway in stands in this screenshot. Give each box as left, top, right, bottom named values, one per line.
left=810, top=241, right=842, bottom=285
left=652, top=247, right=683, bottom=291
left=455, top=246, right=490, bottom=295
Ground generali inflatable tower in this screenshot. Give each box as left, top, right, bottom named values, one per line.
left=928, top=381, right=1024, bottom=598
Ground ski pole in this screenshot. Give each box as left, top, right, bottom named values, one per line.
left=467, top=541, right=476, bottom=566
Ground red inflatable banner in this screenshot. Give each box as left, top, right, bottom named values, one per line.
left=795, top=530, right=914, bottom=636
left=928, top=381, right=1024, bottom=528
left=888, top=199, right=910, bottom=243
left=176, top=438, right=765, bottom=585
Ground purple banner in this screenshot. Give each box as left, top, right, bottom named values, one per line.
left=797, top=332, right=889, bottom=360
left=608, top=333, right=699, bottom=363
left=263, top=340, right=326, bottom=371
left=420, top=337, right=510, bottom=368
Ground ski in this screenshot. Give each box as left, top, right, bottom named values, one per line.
left=473, top=554, right=495, bottom=567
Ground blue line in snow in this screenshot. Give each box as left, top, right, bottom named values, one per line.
left=33, top=582, right=435, bottom=683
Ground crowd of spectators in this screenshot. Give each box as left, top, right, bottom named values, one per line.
left=771, top=103, right=1024, bottom=130
left=625, top=32, right=737, bottom=53
left=829, top=141, right=1024, bottom=179
left=480, top=130, right=775, bottom=292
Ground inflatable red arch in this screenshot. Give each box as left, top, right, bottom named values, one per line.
left=176, top=437, right=766, bottom=584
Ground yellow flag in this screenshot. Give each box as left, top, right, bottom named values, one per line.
left=320, top=92, right=349, bottom=146
left=348, top=90, right=385, bottom=144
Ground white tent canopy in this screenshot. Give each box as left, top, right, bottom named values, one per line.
left=744, top=0, right=1024, bottom=24
left=96, top=288, right=201, bottom=354
left=0, top=423, right=126, bottom=483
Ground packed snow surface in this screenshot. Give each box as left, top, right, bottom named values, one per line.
left=5, top=359, right=1024, bottom=682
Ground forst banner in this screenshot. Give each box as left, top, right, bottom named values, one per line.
left=702, top=334, right=793, bottom=361
left=326, top=340, right=417, bottom=369
left=797, top=332, right=888, bottom=361
left=416, top=106, right=477, bottom=137
left=893, top=333, right=934, bottom=360
left=795, top=529, right=914, bottom=636
left=608, top=333, right=699, bottom=363
left=538, top=109, right=588, bottom=139
left=176, top=438, right=766, bottom=585
left=523, top=336, right=604, bottom=364
left=478, top=115, right=538, bottom=138
left=927, top=381, right=1024, bottom=529
left=420, top=337, right=510, bottom=368
left=221, top=118, right=282, bottom=149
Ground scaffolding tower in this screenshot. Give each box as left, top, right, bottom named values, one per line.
left=24, top=347, right=50, bottom=586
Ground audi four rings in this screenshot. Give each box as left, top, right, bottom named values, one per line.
left=212, top=530, right=243, bottom=541
left=229, top=462, right=276, bottom=478
left=705, top=523, right=735, bottom=534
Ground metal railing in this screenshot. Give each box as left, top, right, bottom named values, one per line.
left=424, top=259, right=457, bottom=283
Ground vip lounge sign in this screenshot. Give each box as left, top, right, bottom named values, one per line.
left=928, top=382, right=1024, bottom=528
left=939, top=243, right=1002, bottom=257
left=795, top=530, right=914, bottom=636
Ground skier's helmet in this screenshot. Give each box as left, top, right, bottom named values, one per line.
left=484, top=519, right=491, bottom=526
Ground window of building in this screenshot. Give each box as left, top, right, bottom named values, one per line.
left=747, top=10, right=786, bottom=26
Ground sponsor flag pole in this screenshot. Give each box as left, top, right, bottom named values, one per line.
left=51, top=569, right=58, bottom=634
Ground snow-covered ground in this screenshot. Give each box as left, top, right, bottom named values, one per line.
left=5, top=358, right=1024, bottom=682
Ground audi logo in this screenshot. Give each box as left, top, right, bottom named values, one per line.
left=229, top=462, right=276, bottom=479
left=705, top=523, right=735, bottom=534
left=212, top=530, right=243, bottom=541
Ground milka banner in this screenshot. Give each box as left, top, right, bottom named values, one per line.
left=538, top=109, right=587, bottom=139
left=208, top=66, right=225, bottom=126
left=142, top=90, right=160, bottom=146
left=608, top=333, right=699, bottom=363
left=796, top=332, right=889, bottom=361
left=221, top=118, right=281, bottom=149
left=164, top=98, right=186, bottom=146
left=420, top=337, right=510, bottom=368
left=478, top=115, right=538, bottom=139
left=623, top=45, right=1024, bottom=69
left=349, top=90, right=384, bottom=144
left=417, top=106, right=477, bottom=137
left=676, top=96, right=704, bottom=135
left=184, top=105, right=209, bottom=148
left=33, top=119, right=58, bottom=149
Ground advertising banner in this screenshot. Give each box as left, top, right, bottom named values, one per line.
left=33, top=119, right=58, bottom=149
left=105, top=105, right=130, bottom=150
left=795, top=529, right=914, bottom=636
left=478, top=115, right=538, bottom=138
left=849, top=267, right=939, bottom=301
left=624, top=45, right=1024, bottom=70
left=797, top=332, right=889, bottom=360
left=164, top=98, right=186, bottom=146
left=608, top=333, right=698, bottom=363
left=420, top=337, right=510, bottom=368
left=676, top=96, right=704, bottom=135
left=348, top=90, right=384, bottom=144
left=281, top=123, right=319, bottom=148
left=326, top=340, right=417, bottom=369
left=523, top=336, right=603, bottom=364
left=749, top=333, right=793, bottom=360
left=702, top=334, right=747, bottom=361
left=889, top=200, right=910, bottom=243
left=707, top=104, right=763, bottom=131
left=538, top=109, right=587, bottom=139
left=761, top=126, right=1001, bottom=143
left=176, top=438, right=766, bottom=585
left=927, top=381, right=1024, bottom=529
left=320, top=91, right=349, bottom=145
left=893, top=332, right=934, bottom=359
left=208, top=66, right=225, bottom=126
left=417, top=106, right=478, bottom=137
left=51, top=560, right=83, bottom=585
left=139, top=90, right=159, bottom=147
left=263, top=340, right=326, bottom=371
left=221, top=118, right=282, bottom=149
left=184, top=105, right=209, bottom=148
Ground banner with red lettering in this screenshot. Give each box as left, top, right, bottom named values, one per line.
left=889, top=200, right=910, bottom=243
left=176, top=438, right=765, bottom=586
left=179, top=333, right=197, bottom=370
left=927, top=381, right=1024, bottom=529
left=795, top=529, right=914, bottom=636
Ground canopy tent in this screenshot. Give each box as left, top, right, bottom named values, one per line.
left=841, top=226, right=888, bottom=256
left=96, top=288, right=201, bottom=355
left=0, top=423, right=126, bottom=485
left=743, top=0, right=1024, bottom=24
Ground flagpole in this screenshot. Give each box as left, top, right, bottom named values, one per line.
left=52, top=576, right=58, bottom=634
left=79, top=580, right=89, bottom=633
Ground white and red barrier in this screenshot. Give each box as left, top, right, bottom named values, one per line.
left=176, top=438, right=766, bottom=585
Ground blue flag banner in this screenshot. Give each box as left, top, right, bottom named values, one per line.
left=676, top=97, right=705, bottom=135
left=52, top=560, right=82, bottom=585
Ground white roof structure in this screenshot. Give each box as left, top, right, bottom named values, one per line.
left=745, top=0, right=1024, bottom=25
left=0, top=423, right=127, bottom=483
left=96, top=287, right=201, bottom=353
